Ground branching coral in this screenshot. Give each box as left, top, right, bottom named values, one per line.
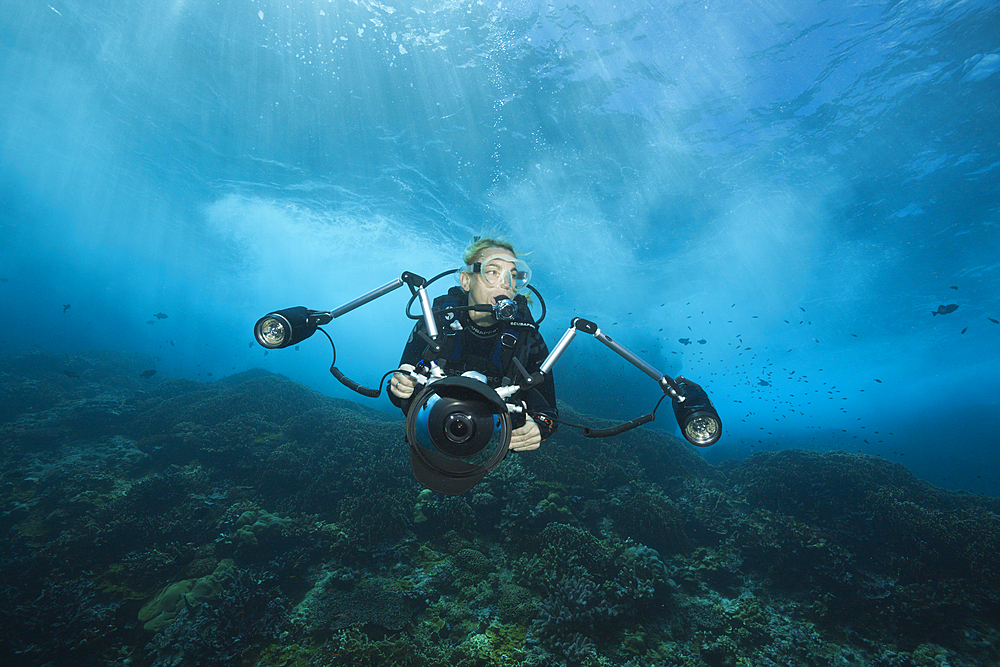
left=512, top=522, right=614, bottom=592
left=610, top=484, right=690, bottom=556
left=529, top=575, right=620, bottom=664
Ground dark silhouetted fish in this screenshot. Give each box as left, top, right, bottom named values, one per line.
left=139, top=369, right=157, bottom=378
left=63, top=304, right=71, bottom=312
left=950, top=286, right=958, bottom=290
left=154, top=312, right=168, bottom=319
left=758, top=379, right=770, bottom=386
left=678, top=338, right=691, bottom=345
left=697, top=339, right=707, bottom=344
left=932, top=304, right=958, bottom=316
left=990, top=318, right=999, bottom=324
left=961, top=327, right=967, bottom=334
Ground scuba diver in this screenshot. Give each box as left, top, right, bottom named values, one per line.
left=388, top=238, right=558, bottom=453
left=255, top=237, right=719, bottom=495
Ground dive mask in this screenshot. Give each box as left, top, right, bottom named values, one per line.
left=466, top=254, right=531, bottom=293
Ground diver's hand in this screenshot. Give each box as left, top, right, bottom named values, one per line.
left=509, top=419, right=542, bottom=451
left=390, top=364, right=418, bottom=399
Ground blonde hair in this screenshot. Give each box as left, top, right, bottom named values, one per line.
left=462, top=237, right=518, bottom=267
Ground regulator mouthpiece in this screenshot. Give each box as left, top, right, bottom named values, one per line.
left=493, top=296, right=518, bottom=322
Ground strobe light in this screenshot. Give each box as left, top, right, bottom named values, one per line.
left=672, top=378, right=722, bottom=447
left=254, top=307, right=331, bottom=349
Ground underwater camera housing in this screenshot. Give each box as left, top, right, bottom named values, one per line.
left=406, top=376, right=512, bottom=495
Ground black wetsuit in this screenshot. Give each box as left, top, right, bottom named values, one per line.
left=388, top=288, right=558, bottom=440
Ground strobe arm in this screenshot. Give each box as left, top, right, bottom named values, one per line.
left=532, top=317, right=722, bottom=446
left=330, top=272, right=438, bottom=340
left=254, top=271, right=442, bottom=397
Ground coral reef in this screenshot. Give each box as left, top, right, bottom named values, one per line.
left=1, top=350, right=999, bottom=667
left=138, top=559, right=235, bottom=631
left=529, top=575, right=620, bottom=663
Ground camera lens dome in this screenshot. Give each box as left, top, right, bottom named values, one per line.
left=444, top=413, right=476, bottom=444
left=407, top=376, right=512, bottom=495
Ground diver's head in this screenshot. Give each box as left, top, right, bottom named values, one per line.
left=460, top=239, right=530, bottom=323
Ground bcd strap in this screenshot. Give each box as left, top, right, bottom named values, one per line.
left=425, top=287, right=537, bottom=383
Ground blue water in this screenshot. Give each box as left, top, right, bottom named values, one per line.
left=2, top=0, right=998, bottom=494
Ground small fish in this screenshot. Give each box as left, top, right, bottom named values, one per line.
left=989, top=318, right=999, bottom=324
left=139, top=369, right=157, bottom=378
left=932, top=304, right=958, bottom=316
left=874, top=379, right=882, bottom=383
left=146, top=320, right=156, bottom=325
left=678, top=338, right=691, bottom=345
left=950, top=286, right=958, bottom=290
left=63, top=304, right=71, bottom=313
left=697, top=339, right=707, bottom=344
left=758, top=379, right=770, bottom=386
left=961, top=327, right=967, bottom=334
left=154, top=312, right=168, bottom=319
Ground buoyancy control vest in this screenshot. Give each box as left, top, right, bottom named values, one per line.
left=428, top=286, right=538, bottom=386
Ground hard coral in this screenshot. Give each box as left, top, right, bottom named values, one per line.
left=529, top=575, right=620, bottom=664
left=141, top=565, right=288, bottom=666
left=610, top=485, right=689, bottom=555
left=138, top=559, right=234, bottom=632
